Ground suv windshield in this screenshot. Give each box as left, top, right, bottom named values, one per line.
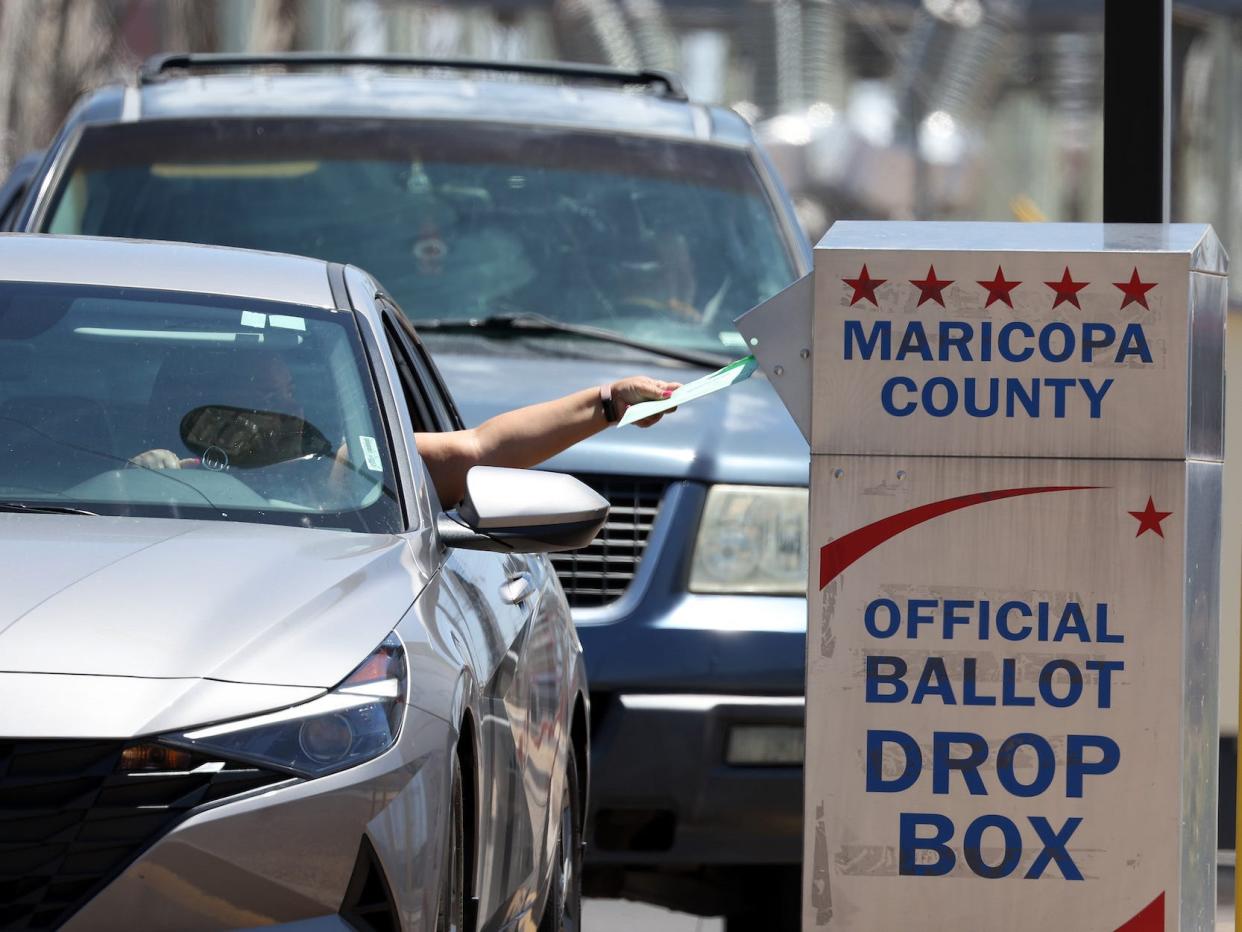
left=41, top=119, right=795, bottom=356
left=0, top=281, right=401, bottom=532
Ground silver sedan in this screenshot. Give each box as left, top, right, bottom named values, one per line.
left=0, top=234, right=598, bottom=931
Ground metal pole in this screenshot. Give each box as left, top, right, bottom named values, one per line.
left=1102, top=0, right=1171, bottom=222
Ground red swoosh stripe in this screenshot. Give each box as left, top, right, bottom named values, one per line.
left=818, top=486, right=1096, bottom=590
left=1115, top=892, right=1163, bottom=931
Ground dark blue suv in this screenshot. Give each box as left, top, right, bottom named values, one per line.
left=5, top=54, right=811, bottom=928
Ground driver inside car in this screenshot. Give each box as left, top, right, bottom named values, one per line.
left=128, top=349, right=313, bottom=471
left=130, top=350, right=679, bottom=508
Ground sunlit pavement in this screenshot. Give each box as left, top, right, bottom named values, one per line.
left=585, top=856, right=1237, bottom=931
left=583, top=899, right=722, bottom=931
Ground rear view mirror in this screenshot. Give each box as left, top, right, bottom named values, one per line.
left=437, top=466, right=608, bottom=553
left=180, top=404, right=333, bottom=469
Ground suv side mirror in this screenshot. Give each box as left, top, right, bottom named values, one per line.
left=437, top=465, right=608, bottom=553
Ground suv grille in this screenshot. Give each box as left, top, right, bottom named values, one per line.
left=549, top=476, right=666, bottom=608
left=0, top=740, right=286, bottom=929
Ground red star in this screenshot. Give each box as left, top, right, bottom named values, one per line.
left=1114, top=267, right=1156, bottom=310
left=843, top=264, right=886, bottom=307
left=977, top=266, right=1021, bottom=308
left=910, top=265, right=954, bottom=307
left=1044, top=266, right=1089, bottom=309
left=1128, top=497, right=1172, bottom=538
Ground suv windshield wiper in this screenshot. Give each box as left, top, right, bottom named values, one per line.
left=0, top=501, right=99, bottom=517
left=414, top=312, right=732, bottom=369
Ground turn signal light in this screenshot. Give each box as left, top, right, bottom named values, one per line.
left=119, top=743, right=193, bottom=772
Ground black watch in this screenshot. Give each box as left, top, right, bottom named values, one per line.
left=600, top=383, right=620, bottom=423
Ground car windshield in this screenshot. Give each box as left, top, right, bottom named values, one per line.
left=41, top=118, right=796, bottom=356
left=0, top=281, right=402, bottom=532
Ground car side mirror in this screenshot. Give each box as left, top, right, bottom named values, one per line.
left=437, top=466, right=608, bottom=553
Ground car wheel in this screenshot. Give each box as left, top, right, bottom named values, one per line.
left=538, top=749, right=583, bottom=932
left=722, top=865, right=801, bottom=932
left=437, top=752, right=466, bottom=932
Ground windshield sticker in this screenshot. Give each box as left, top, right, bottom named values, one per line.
left=720, top=330, right=747, bottom=348
left=241, top=311, right=266, bottom=328
left=358, top=435, right=383, bottom=472
left=269, top=315, right=306, bottom=331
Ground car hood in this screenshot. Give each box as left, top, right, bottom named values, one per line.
left=433, top=348, right=809, bottom=485
left=0, top=515, right=425, bottom=688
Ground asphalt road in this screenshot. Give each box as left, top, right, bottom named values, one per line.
left=584, top=857, right=1237, bottom=931
left=583, top=900, right=722, bottom=931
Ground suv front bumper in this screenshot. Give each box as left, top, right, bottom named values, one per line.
left=586, top=690, right=804, bottom=867
left=571, top=480, right=809, bottom=871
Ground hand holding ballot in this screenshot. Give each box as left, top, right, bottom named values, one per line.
left=618, top=355, right=758, bottom=427
left=414, top=359, right=756, bottom=506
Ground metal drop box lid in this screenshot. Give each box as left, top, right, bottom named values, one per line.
left=817, top=221, right=1227, bottom=275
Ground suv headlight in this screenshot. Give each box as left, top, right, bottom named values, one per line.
left=689, top=485, right=808, bottom=595
left=168, top=632, right=407, bottom=778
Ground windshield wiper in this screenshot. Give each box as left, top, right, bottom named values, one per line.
left=0, top=501, right=99, bottom=517
left=414, top=312, right=732, bottom=369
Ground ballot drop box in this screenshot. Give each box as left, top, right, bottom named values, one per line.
left=739, top=223, right=1228, bottom=931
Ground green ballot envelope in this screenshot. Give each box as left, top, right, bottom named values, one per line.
left=618, top=355, right=758, bottom=427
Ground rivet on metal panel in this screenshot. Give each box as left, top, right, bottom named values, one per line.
left=832, top=469, right=844, bottom=479
left=800, top=348, right=810, bottom=359
left=774, top=365, right=785, bottom=376
left=896, top=470, right=907, bottom=481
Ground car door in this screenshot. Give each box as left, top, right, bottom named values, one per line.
left=378, top=300, right=556, bottom=926
left=385, top=310, right=565, bottom=838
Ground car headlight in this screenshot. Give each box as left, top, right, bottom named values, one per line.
left=168, top=632, right=407, bottom=778
left=689, top=485, right=808, bottom=595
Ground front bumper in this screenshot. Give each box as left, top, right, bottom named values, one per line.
left=572, top=480, right=809, bottom=869
left=62, top=714, right=452, bottom=932
left=586, top=692, right=804, bottom=867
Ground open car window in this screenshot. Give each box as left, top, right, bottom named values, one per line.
left=379, top=297, right=458, bottom=433
left=0, top=280, right=402, bottom=533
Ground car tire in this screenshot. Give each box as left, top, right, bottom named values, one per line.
left=722, top=865, right=801, bottom=932
left=538, top=749, right=583, bottom=932
left=437, top=751, right=466, bottom=932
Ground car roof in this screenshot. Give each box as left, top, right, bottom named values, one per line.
left=0, top=234, right=337, bottom=309
left=76, top=66, right=756, bottom=148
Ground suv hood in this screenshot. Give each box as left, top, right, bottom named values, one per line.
left=434, top=350, right=809, bottom=485
left=0, top=515, right=424, bottom=687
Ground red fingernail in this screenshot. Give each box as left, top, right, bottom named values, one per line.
left=663, top=390, right=673, bottom=398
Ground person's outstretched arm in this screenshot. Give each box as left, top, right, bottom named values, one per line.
left=416, top=376, right=679, bottom=507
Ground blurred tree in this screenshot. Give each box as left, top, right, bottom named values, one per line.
left=552, top=0, right=639, bottom=68
left=0, top=0, right=305, bottom=175
left=163, top=0, right=218, bottom=52
left=250, top=0, right=300, bottom=53
left=0, top=0, right=133, bottom=175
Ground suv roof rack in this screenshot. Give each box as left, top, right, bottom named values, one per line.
left=138, top=52, right=688, bottom=101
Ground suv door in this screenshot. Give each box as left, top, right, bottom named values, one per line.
left=379, top=298, right=560, bottom=924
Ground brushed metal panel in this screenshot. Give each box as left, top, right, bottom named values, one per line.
left=734, top=272, right=814, bottom=444
left=1189, top=225, right=1230, bottom=276
left=1180, top=460, right=1223, bottom=932
left=1187, top=270, right=1228, bottom=462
